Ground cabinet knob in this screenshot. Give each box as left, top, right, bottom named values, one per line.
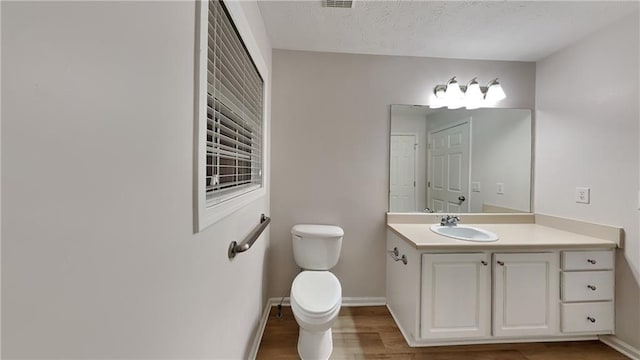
left=587, top=259, right=597, bottom=264
left=587, top=285, right=597, bottom=291
left=497, top=261, right=505, bottom=266
left=587, top=316, right=596, bottom=323
left=481, top=260, right=488, bottom=266
left=388, top=247, right=408, bottom=265
left=389, top=247, right=399, bottom=257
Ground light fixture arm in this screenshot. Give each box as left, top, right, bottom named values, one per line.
left=434, top=84, right=491, bottom=96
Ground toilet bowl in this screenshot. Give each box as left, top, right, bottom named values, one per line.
left=290, top=224, right=344, bottom=360
left=291, top=271, right=342, bottom=359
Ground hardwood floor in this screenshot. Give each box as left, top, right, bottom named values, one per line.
left=256, top=306, right=628, bottom=360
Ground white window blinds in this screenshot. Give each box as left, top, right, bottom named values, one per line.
left=206, top=0, right=264, bottom=207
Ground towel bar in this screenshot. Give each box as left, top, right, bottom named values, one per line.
left=228, top=214, right=271, bottom=259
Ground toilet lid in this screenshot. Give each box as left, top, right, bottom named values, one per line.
left=291, top=271, right=341, bottom=315
left=291, top=224, right=344, bottom=238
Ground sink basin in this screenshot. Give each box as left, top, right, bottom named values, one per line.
left=430, top=225, right=498, bottom=242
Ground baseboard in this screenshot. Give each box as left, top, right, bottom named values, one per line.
left=247, top=299, right=274, bottom=360
left=247, top=297, right=386, bottom=359
left=410, top=335, right=599, bottom=347
left=267, top=296, right=289, bottom=306
left=599, top=335, right=640, bottom=360
left=341, top=297, right=386, bottom=306
left=264, top=296, right=386, bottom=307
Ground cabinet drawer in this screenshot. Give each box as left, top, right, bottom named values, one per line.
left=562, top=250, right=613, bottom=270
left=562, top=271, right=613, bottom=302
left=561, top=302, right=614, bottom=333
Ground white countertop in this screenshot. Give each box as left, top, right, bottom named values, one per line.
left=388, top=222, right=618, bottom=250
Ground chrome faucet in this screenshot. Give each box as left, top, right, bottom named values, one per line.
left=423, top=207, right=435, bottom=213
left=440, top=215, right=460, bottom=226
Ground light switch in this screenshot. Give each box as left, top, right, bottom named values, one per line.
left=471, top=182, right=481, bottom=192
left=576, top=187, right=590, bottom=204
left=496, top=183, right=504, bottom=195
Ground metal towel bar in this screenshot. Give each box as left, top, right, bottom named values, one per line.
left=228, top=214, right=271, bottom=259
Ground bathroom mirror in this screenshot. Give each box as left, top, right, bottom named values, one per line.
left=390, top=105, right=532, bottom=213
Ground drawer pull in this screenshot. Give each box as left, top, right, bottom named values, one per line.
left=497, top=261, right=505, bottom=266
left=481, top=261, right=488, bottom=266
left=587, top=259, right=597, bottom=264
left=587, top=285, right=597, bottom=291
left=587, top=316, right=596, bottom=323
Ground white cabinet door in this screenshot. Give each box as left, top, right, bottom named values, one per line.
left=386, top=230, right=421, bottom=342
left=493, top=252, right=559, bottom=337
left=421, top=253, right=490, bottom=339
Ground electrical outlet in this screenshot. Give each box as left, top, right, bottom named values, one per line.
left=496, top=183, right=504, bottom=195
left=471, top=182, right=481, bottom=192
left=576, top=187, right=590, bottom=204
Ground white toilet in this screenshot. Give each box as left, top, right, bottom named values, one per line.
left=290, top=224, right=343, bottom=360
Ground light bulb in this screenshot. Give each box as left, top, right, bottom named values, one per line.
left=447, top=99, right=464, bottom=109
left=444, top=77, right=464, bottom=100
left=429, top=101, right=446, bottom=109
left=485, top=79, right=506, bottom=102
left=465, top=78, right=483, bottom=102
left=465, top=102, right=481, bottom=110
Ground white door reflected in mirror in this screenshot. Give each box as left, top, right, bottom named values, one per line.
left=390, top=134, right=418, bottom=212
left=428, top=120, right=470, bottom=213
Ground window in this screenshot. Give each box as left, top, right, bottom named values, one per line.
left=195, top=0, right=265, bottom=231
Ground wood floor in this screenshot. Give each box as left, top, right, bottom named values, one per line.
left=256, top=306, right=628, bottom=360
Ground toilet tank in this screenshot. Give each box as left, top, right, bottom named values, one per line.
left=291, top=224, right=344, bottom=270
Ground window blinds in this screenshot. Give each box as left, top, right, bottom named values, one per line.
left=206, top=0, right=264, bottom=207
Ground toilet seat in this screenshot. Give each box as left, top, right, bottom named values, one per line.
left=291, top=271, right=341, bottom=317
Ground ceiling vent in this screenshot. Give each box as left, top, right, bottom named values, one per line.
left=323, top=0, right=354, bottom=8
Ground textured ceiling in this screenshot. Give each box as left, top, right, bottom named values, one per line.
left=258, top=1, right=639, bottom=61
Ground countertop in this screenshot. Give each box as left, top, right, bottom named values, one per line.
left=388, top=222, right=618, bottom=250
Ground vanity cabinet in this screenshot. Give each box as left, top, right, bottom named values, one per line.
left=419, top=252, right=558, bottom=340
left=560, top=250, right=614, bottom=334
left=492, top=253, right=559, bottom=337
left=386, top=229, right=616, bottom=347
left=420, top=253, right=490, bottom=339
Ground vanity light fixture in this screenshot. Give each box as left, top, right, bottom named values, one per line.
left=433, top=77, right=507, bottom=109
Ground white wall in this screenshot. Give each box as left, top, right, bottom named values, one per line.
left=470, top=110, right=531, bottom=213
left=1, top=1, right=271, bottom=358
left=535, top=12, right=640, bottom=349
left=270, top=50, right=535, bottom=298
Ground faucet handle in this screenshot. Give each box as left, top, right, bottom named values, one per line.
left=440, top=215, right=460, bottom=226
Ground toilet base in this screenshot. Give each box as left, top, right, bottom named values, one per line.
left=297, top=327, right=333, bottom=360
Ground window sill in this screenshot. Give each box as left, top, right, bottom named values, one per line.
left=195, top=186, right=266, bottom=232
